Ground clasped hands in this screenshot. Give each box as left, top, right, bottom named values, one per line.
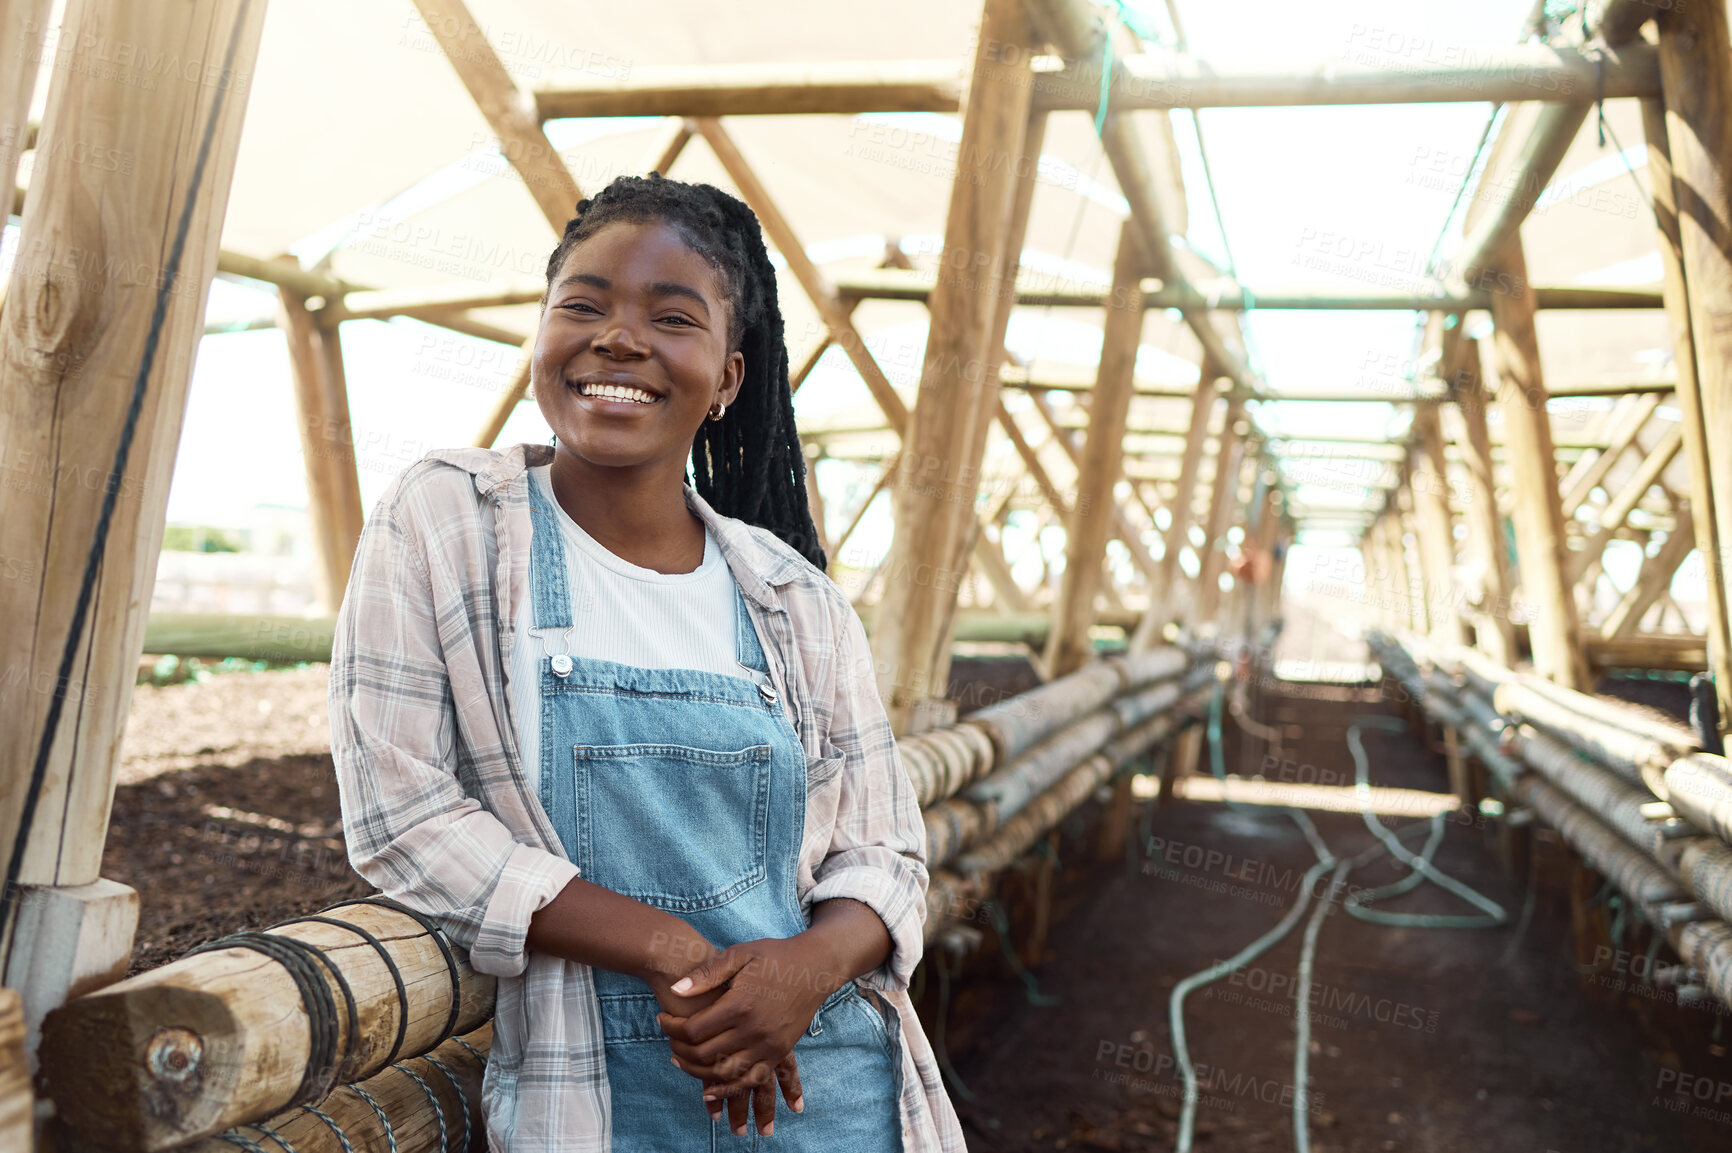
left=645, top=931, right=844, bottom=1138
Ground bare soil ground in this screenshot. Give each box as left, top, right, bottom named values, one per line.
left=102, top=663, right=1732, bottom=1151
left=938, top=678, right=1732, bottom=1153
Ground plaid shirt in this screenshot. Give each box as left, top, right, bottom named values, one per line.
left=330, top=443, right=964, bottom=1152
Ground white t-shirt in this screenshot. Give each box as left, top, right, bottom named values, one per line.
left=509, top=465, right=756, bottom=795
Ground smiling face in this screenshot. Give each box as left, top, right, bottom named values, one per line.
left=533, top=219, right=744, bottom=474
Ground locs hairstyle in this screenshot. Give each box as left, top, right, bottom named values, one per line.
left=543, top=173, right=826, bottom=571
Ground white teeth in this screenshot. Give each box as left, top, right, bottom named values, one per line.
left=579, top=382, right=657, bottom=403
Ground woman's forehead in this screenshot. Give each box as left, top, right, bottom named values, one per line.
left=557, top=220, right=724, bottom=293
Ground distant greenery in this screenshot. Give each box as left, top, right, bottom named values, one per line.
left=161, top=524, right=245, bottom=553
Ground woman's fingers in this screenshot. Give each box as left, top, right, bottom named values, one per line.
left=716, top=1063, right=779, bottom=1136
left=727, top=1086, right=750, bottom=1135
left=775, top=1051, right=804, bottom=1114
left=670, top=942, right=751, bottom=998
left=753, top=1078, right=778, bottom=1135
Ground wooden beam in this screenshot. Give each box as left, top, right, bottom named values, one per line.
left=1024, top=390, right=1159, bottom=581
left=1656, top=3, right=1732, bottom=730
left=1490, top=240, right=1588, bottom=688
left=1454, top=1, right=1650, bottom=285
left=1027, top=0, right=1252, bottom=392
left=0, top=988, right=25, bottom=1152
left=531, top=46, right=1656, bottom=120
left=1642, top=92, right=1732, bottom=733
left=804, top=450, right=833, bottom=561
left=474, top=336, right=536, bottom=448
left=215, top=250, right=533, bottom=347
left=1411, top=401, right=1468, bottom=645
left=0, top=0, right=49, bottom=213
left=1558, top=392, right=1663, bottom=517
left=934, top=105, right=1051, bottom=693
left=1444, top=331, right=1516, bottom=664
left=1046, top=225, right=1146, bottom=676
left=869, top=0, right=1034, bottom=728
left=0, top=0, right=266, bottom=991
left=1132, top=360, right=1220, bottom=649
left=694, top=117, right=909, bottom=434
left=408, top=0, right=582, bottom=230
left=1566, top=422, right=1685, bottom=585
left=280, top=289, right=364, bottom=613
left=996, top=404, right=1073, bottom=518
left=831, top=453, right=898, bottom=563
left=1034, top=42, right=1659, bottom=110
left=642, top=115, right=694, bottom=175
left=1194, top=396, right=1248, bottom=622
left=1601, top=514, right=1696, bottom=640
left=834, top=267, right=1665, bottom=311
left=536, top=59, right=967, bottom=119
left=972, top=533, right=1035, bottom=614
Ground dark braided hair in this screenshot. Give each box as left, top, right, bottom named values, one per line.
left=542, top=173, right=826, bottom=570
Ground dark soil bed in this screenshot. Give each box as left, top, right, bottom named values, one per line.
left=103, top=749, right=372, bottom=975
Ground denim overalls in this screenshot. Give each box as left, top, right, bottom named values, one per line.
left=525, top=476, right=904, bottom=1152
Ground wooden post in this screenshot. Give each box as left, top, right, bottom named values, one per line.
left=278, top=288, right=364, bottom=614
left=0, top=0, right=50, bottom=209
left=0, top=989, right=25, bottom=1153
left=1411, top=401, right=1467, bottom=645
left=869, top=0, right=1035, bottom=728
left=930, top=107, right=1050, bottom=696
left=1642, top=67, right=1732, bottom=732
left=409, top=0, right=582, bottom=230
left=1488, top=239, right=1588, bottom=688
left=1395, top=494, right=1430, bottom=635
left=804, top=447, right=832, bottom=560
left=1444, top=331, right=1516, bottom=663
left=474, top=335, right=537, bottom=448
left=0, top=0, right=266, bottom=1035
left=1046, top=225, right=1145, bottom=677
left=1194, top=396, right=1247, bottom=624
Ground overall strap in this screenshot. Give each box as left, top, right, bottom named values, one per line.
left=525, top=466, right=574, bottom=632
left=733, top=580, right=770, bottom=675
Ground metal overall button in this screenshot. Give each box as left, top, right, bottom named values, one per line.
left=550, top=653, right=573, bottom=677
left=758, top=682, right=778, bottom=704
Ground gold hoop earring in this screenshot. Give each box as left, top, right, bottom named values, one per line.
left=708, top=401, right=727, bottom=421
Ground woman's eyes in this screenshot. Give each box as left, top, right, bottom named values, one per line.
left=557, top=301, right=697, bottom=327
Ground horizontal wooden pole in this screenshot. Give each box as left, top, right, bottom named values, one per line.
left=181, top=1027, right=490, bottom=1153
left=139, top=609, right=1157, bottom=662
left=1036, top=41, right=1660, bottom=110
left=1587, top=634, right=1710, bottom=672
left=1163, top=775, right=1461, bottom=816
left=535, top=59, right=966, bottom=119
left=834, top=268, right=1663, bottom=311
left=529, top=44, right=1657, bottom=121
left=41, top=900, right=495, bottom=1152
left=214, top=251, right=531, bottom=347
left=335, top=279, right=542, bottom=320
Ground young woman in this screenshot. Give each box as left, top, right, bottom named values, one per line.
left=330, top=174, right=964, bottom=1152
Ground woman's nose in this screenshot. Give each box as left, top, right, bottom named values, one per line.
left=593, top=319, right=650, bottom=358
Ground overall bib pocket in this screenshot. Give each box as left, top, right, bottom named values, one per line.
left=573, top=742, right=773, bottom=911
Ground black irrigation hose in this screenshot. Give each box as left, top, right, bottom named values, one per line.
left=0, top=0, right=252, bottom=941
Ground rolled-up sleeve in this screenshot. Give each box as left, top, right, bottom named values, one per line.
left=329, top=473, right=578, bottom=979
left=806, top=595, right=929, bottom=992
